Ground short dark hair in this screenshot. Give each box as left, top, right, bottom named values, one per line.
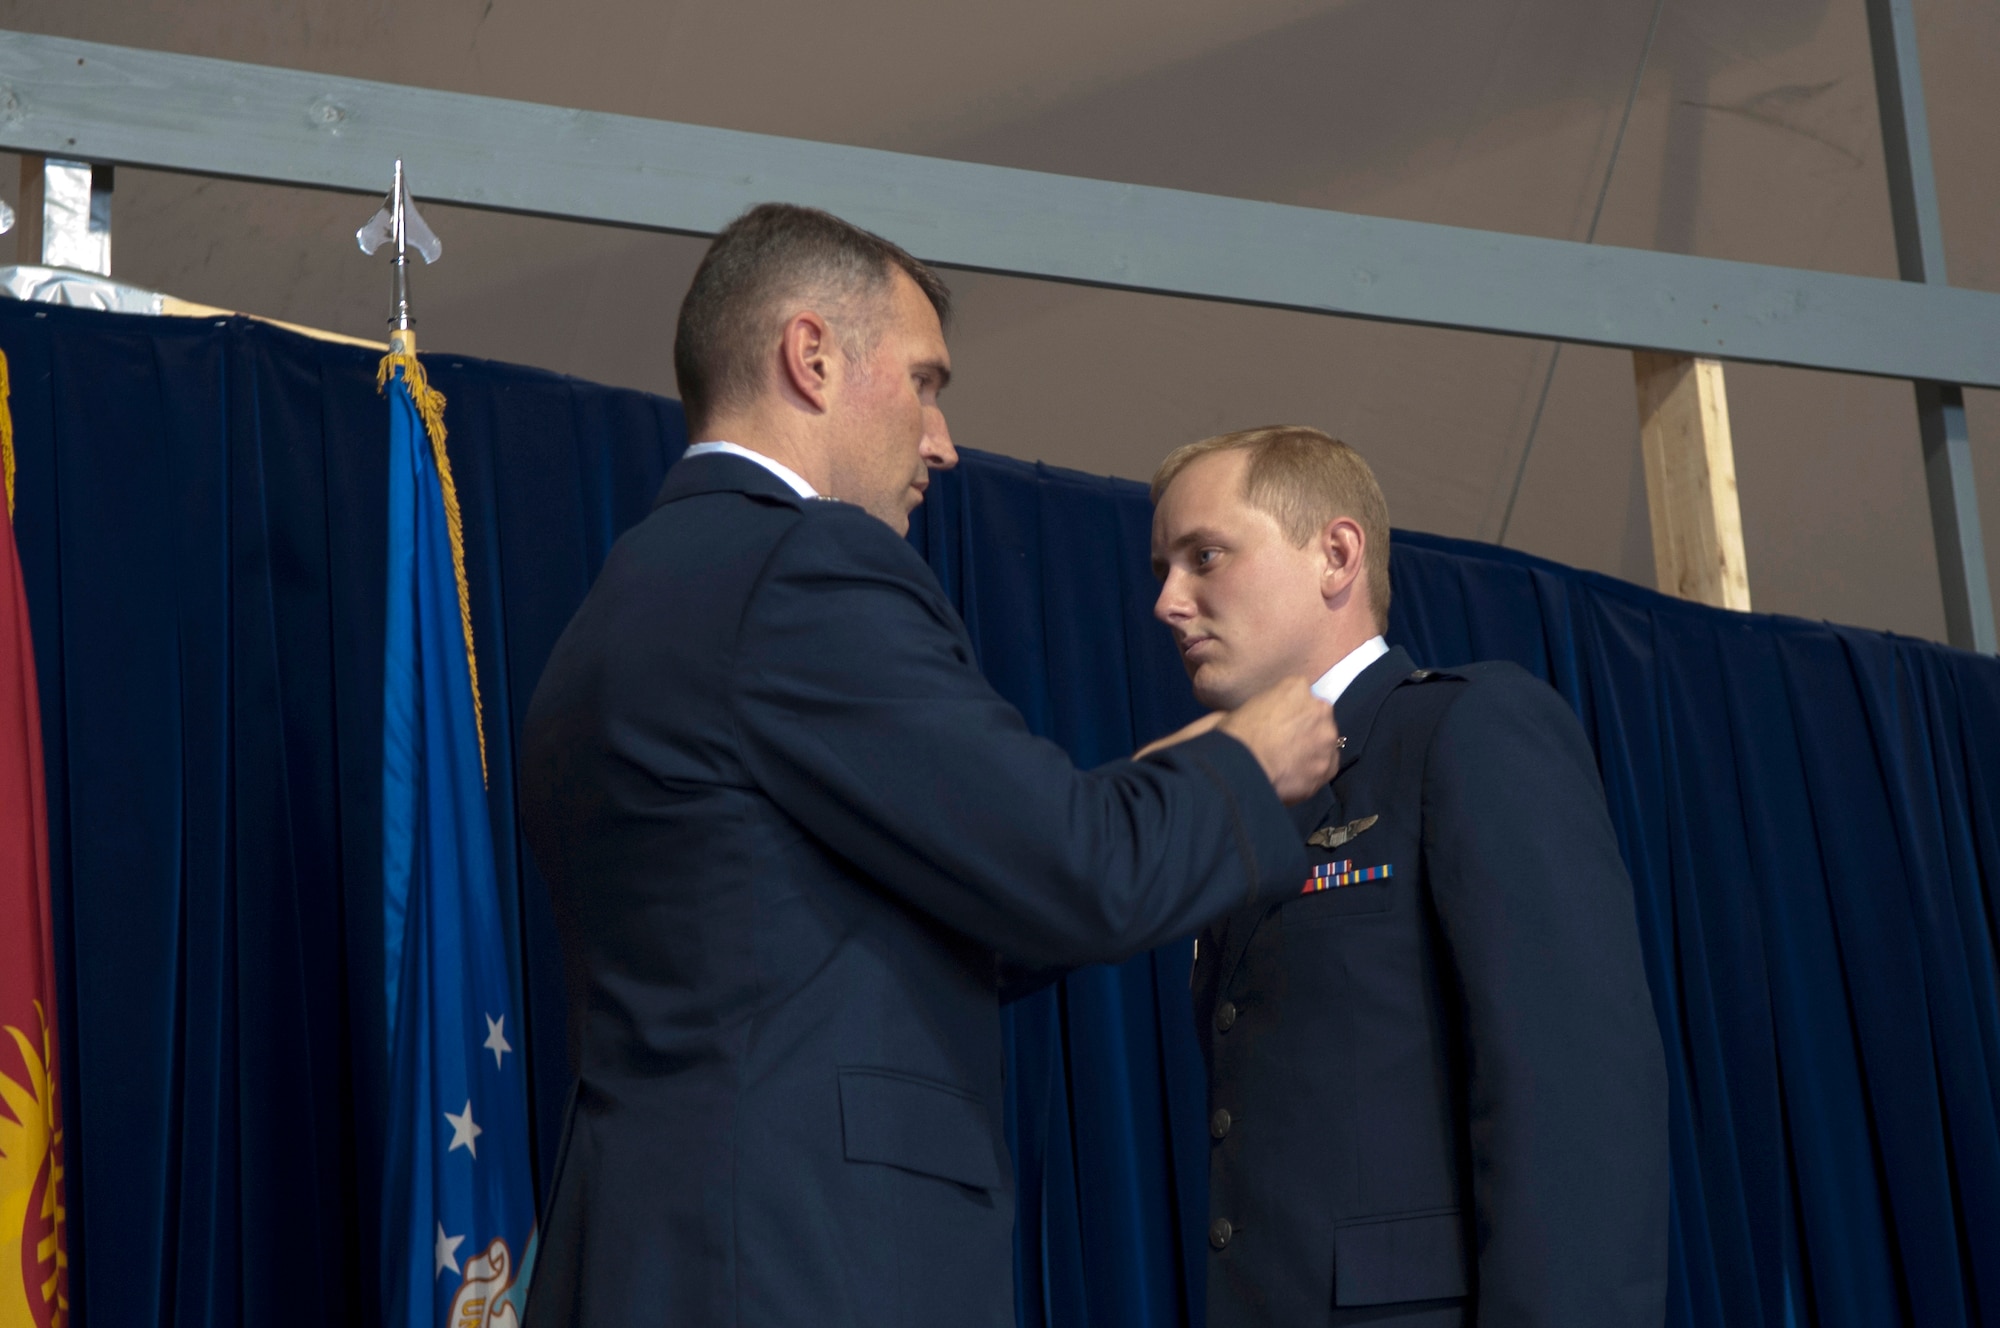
left=673, top=203, right=952, bottom=433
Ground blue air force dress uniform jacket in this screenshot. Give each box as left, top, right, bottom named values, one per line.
left=1192, top=646, right=1669, bottom=1327
left=517, top=453, right=1309, bottom=1328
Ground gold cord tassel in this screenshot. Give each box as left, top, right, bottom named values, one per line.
left=1, top=350, right=14, bottom=520
left=377, top=346, right=488, bottom=785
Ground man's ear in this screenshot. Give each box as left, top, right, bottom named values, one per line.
left=1320, top=517, right=1366, bottom=602
left=778, top=309, right=834, bottom=412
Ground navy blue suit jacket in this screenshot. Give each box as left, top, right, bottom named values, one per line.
left=1194, top=646, right=1669, bottom=1327
left=518, top=454, right=1307, bottom=1327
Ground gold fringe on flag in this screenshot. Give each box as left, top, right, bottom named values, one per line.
left=1, top=350, right=14, bottom=520
left=377, top=344, right=488, bottom=785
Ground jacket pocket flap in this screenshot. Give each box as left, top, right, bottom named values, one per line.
left=838, top=1068, right=1000, bottom=1191
left=1333, top=1208, right=1468, bottom=1306
left=1285, top=879, right=1395, bottom=925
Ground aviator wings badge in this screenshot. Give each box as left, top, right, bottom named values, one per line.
left=1308, top=814, right=1379, bottom=850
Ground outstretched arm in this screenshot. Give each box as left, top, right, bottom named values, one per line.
left=731, top=507, right=1310, bottom=969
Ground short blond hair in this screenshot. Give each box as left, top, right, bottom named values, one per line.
left=1152, top=425, right=1391, bottom=629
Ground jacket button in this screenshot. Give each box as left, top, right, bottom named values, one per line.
left=1214, top=1001, right=1237, bottom=1033
left=1210, top=1108, right=1233, bottom=1139
left=1209, top=1217, right=1233, bottom=1250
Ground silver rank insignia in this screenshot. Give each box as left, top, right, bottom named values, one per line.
left=1308, top=814, right=1379, bottom=850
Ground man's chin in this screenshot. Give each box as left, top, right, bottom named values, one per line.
left=858, top=497, right=913, bottom=535
left=1189, top=672, right=1239, bottom=713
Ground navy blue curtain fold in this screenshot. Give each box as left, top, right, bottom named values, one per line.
left=8, top=300, right=2000, bottom=1328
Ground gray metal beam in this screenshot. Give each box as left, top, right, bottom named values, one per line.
left=1865, top=0, right=1995, bottom=652
left=1865, top=0, right=1947, bottom=287
left=1915, top=384, right=1993, bottom=652
left=5, top=29, right=2000, bottom=389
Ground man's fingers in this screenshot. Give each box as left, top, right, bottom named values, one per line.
left=1215, top=676, right=1342, bottom=803
left=1133, top=709, right=1224, bottom=760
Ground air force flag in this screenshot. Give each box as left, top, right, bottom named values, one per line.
left=379, top=350, right=537, bottom=1327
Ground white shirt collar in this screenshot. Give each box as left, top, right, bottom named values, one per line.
left=1310, top=635, right=1390, bottom=706
left=681, top=440, right=819, bottom=500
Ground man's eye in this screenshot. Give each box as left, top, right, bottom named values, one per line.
left=1196, top=549, right=1220, bottom=567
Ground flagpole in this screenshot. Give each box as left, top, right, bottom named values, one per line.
left=389, top=158, right=415, bottom=356
left=362, top=159, right=533, bottom=1328
left=358, top=157, right=427, bottom=356
left=357, top=161, right=483, bottom=781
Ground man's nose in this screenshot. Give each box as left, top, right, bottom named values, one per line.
left=922, top=407, right=958, bottom=470
left=1154, top=571, right=1189, bottom=625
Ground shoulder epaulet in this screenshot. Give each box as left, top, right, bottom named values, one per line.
left=1403, top=666, right=1466, bottom=684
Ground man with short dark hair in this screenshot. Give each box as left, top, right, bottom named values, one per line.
left=1151, top=425, right=1668, bottom=1327
left=518, top=207, right=1343, bottom=1327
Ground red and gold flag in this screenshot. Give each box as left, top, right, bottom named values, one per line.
left=0, top=349, right=67, bottom=1328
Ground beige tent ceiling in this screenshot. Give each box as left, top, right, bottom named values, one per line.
left=10, top=0, right=1999, bottom=641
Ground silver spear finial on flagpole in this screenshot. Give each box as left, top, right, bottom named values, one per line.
left=356, top=159, right=443, bottom=354
left=390, top=158, right=410, bottom=334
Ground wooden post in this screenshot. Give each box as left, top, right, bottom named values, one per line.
left=1632, top=352, right=1752, bottom=610
left=16, top=153, right=44, bottom=264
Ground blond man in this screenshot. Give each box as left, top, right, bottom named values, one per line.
left=1151, top=426, right=1668, bottom=1327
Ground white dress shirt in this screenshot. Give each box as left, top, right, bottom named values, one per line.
left=681, top=440, right=819, bottom=500
left=1310, top=635, right=1390, bottom=706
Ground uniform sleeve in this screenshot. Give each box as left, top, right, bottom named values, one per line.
left=1421, top=670, right=1669, bottom=1328
left=728, top=506, right=1307, bottom=970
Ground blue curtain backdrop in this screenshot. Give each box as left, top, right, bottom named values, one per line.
left=7, top=299, right=1999, bottom=1327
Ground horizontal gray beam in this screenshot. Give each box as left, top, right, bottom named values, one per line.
left=4, top=29, right=2000, bottom=387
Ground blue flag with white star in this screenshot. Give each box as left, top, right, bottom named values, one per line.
left=379, top=355, right=538, bottom=1328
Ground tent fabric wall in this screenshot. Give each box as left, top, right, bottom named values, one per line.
left=7, top=300, right=1997, bottom=1327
